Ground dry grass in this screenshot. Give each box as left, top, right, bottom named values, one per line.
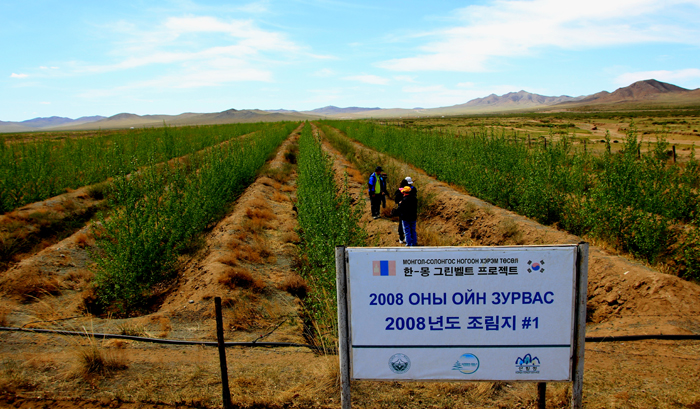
left=258, top=176, right=277, bottom=187
left=251, top=236, right=276, bottom=262
left=278, top=274, right=309, bottom=299
left=280, top=185, right=295, bottom=193
left=0, top=267, right=63, bottom=302
left=272, top=191, right=289, bottom=202
left=458, top=202, right=479, bottom=222
left=245, top=207, right=276, bottom=222
left=0, top=360, right=37, bottom=394
left=259, top=163, right=293, bottom=183
left=61, top=269, right=92, bottom=291
left=230, top=234, right=276, bottom=265
left=150, top=315, right=172, bottom=338
left=234, top=230, right=249, bottom=242
left=0, top=305, right=9, bottom=326
left=218, top=267, right=266, bottom=293
left=282, top=230, right=300, bottom=244
left=61, top=198, right=78, bottom=213
left=348, top=167, right=365, bottom=184
left=26, top=210, right=55, bottom=227
left=0, top=212, right=28, bottom=229
left=49, top=202, right=66, bottom=214
left=381, top=203, right=395, bottom=218
left=416, top=224, right=451, bottom=246
left=74, top=232, right=93, bottom=248
left=222, top=294, right=265, bottom=331
left=232, top=245, right=263, bottom=264
left=117, top=321, right=147, bottom=336
left=248, top=197, right=271, bottom=210
left=416, top=183, right=440, bottom=217
left=217, top=254, right=239, bottom=267
left=74, top=338, right=128, bottom=378
left=497, top=218, right=524, bottom=244
left=24, top=297, right=67, bottom=327
left=242, top=216, right=272, bottom=232
left=87, top=181, right=110, bottom=200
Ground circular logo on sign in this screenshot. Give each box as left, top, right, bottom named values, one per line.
left=388, top=353, right=411, bottom=374
left=531, top=262, right=541, bottom=271
left=452, top=353, right=480, bottom=374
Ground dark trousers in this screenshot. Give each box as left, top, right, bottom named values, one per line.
left=370, top=194, right=382, bottom=217
left=398, top=217, right=404, bottom=241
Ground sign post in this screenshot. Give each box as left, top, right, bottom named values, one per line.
left=336, top=244, right=588, bottom=408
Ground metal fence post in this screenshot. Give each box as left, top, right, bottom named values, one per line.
left=538, top=382, right=547, bottom=409
left=572, top=243, right=589, bottom=409
left=215, top=297, right=233, bottom=409
left=336, top=246, right=351, bottom=409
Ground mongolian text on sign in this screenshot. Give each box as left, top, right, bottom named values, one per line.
left=346, top=246, right=578, bottom=381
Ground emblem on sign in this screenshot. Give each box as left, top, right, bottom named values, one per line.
left=515, top=353, right=541, bottom=374
left=388, top=353, right=411, bottom=374
left=452, top=353, right=480, bottom=374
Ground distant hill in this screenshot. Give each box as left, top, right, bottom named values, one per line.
left=305, top=106, right=381, bottom=115
left=21, top=116, right=76, bottom=128
left=458, top=90, right=580, bottom=108
left=3, top=79, right=700, bottom=133
left=0, top=115, right=106, bottom=133
left=575, top=79, right=692, bottom=105
left=52, top=108, right=323, bottom=131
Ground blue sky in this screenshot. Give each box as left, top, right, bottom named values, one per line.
left=2, top=0, right=700, bottom=121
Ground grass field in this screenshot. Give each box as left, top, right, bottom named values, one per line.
left=0, top=116, right=699, bottom=409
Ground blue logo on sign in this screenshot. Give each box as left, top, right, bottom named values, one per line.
left=515, top=353, right=541, bottom=374
left=452, top=353, right=479, bottom=374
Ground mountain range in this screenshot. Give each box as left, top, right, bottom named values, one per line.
left=2, top=79, right=699, bottom=133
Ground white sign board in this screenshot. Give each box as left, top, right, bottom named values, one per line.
left=345, top=246, right=579, bottom=381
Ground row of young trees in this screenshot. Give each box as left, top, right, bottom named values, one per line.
left=323, top=120, right=700, bottom=280
left=91, top=122, right=298, bottom=311
left=295, top=123, right=365, bottom=341
left=0, top=123, right=273, bottom=213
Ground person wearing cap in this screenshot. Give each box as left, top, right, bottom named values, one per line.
left=397, top=179, right=418, bottom=246
left=368, top=166, right=385, bottom=219
left=393, top=178, right=409, bottom=243
left=404, top=176, right=417, bottom=194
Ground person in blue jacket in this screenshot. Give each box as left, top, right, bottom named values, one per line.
left=368, top=166, right=385, bottom=219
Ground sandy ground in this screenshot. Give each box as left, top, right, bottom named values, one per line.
left=1, top=123, right=699, bottom=408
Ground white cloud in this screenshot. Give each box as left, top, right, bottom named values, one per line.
left=10, top=73, right=28, bottom=78
left=80, top=59, right=272, bottom=99
left=378, top=0, right=700, bottom=72
left=615, top=68, right=700, bottom=86
left=77, top=14, right=318, bottom=84
left=40, top=102, right=51, bottom=105
left=393, top=75, right=418, bottom=83
left=343, top=74, right=390, bottom=85
left=313, top=68, right=334, bottom=77
left=237, top=1, right=270, bottom=13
